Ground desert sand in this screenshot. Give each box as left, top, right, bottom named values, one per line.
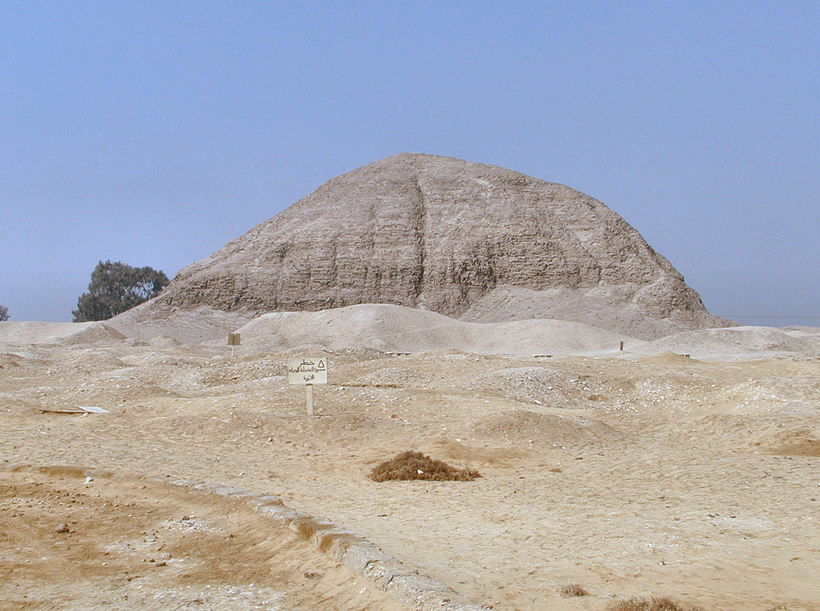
left=1, top=307, right=818, bottom=610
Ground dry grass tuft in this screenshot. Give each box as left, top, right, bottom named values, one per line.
left=608, top=596, right=700, bottom=611
left=370, top=451, right=481, bottom=482
left=558, top=583, right=589, bottom=597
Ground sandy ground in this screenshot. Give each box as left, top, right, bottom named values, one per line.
left=1, top=320, right=818, bottom=610
left=0, top=466, right=401, bottom=610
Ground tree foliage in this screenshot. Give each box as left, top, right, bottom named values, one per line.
left=0, top=304, right=8, bottom=321
left=73, top=260, right=169, bottom=322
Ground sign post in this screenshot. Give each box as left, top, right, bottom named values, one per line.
left=287, top=358, right=328, bottom=416
left=228, top=332, right=241, bottom=357
left=305, top=384, right=314, bottom=415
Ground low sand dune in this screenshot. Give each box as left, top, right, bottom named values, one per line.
left=633, top=325, right=818, bottom=360
left=781, top=326, right=820, bottom=351
left=235, top=305, right=817, bottom=360
left=106, top=303, right=253, bottom=344
left=0, top=321, right=125, bottom=346
left=6, top=306, right=817, bottom=363
left=234, top=303, right=640, bottom=356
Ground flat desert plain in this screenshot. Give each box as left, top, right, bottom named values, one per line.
left=1, top=318, right=818, bottom=610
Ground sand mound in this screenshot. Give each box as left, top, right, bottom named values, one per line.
left=234, top=303, right=640, bottom=356
left=609, top=596, right=698, bottom=611
left=634, top=326, right=818, bottom=360
left=771, top=437, right=820, bottom=457
left=763, top=429, right=820, bottom=457
left=781, top=325, right=820, bottom=337
left=637, top=352, right=701, bottom=366
left=480, top=366, right=577, bottom=406
left=0, top=321, right=124, bottom=346
left=460, top=284, right=724, bottom=341
left=780, top=326, right=820, bottom=351
left=0, top=352, right=26, bottom=369
left=106, top=303, right=253, bottom=344
left=474, top=409, right=622, bottom=447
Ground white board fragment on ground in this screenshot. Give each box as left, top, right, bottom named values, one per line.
left=78, top=405, right=109, bottom=413
left=40, top=405, right=110, bottom=414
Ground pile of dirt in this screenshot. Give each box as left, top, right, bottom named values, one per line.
left=0, top=321, right=125, bottom=346
left=107, top=304, right=252, bottom=344
left=608, top=596, right=700, bottom=611
left=480, top=366, right=577, bottom=406
left=634, top=326, right=818, bottom=359
left=757, top=429, right=820, bottom=457
left=233, top=303, right=641, bottom=356
left=0, top=353, right=26, bottom=369
left=370, top=451, right=481, bottom=482
left=781, top=326, right=820, bottom=351
left=474, top=409, right=623, bottom=447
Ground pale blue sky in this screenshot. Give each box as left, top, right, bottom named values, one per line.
left=1, top=1, right=817, bottom=325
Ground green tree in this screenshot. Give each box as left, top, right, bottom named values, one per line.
left=72, top=260, right=169, bottom=322
left=0, top=304, right=8, bottom=321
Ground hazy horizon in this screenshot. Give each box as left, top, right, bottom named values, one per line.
left=2, top=2, right=817, bottom=328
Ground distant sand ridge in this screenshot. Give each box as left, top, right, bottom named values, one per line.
left=3, top=305, right=816, bottom=361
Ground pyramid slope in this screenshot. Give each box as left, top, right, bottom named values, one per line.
left=152, top=153, right=725, bottom=339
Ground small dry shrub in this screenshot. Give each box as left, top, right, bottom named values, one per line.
left=609, top=596, right=699, bottom=611
left=370, top=451, right=481, bottom=482
left=558, top=584, right=588, bottom=597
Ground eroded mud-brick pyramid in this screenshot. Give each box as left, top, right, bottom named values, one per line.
left=153, top=154, right=725, bottom=339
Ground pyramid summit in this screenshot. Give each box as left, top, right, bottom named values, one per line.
left=153, top=153, right=726, bottom=339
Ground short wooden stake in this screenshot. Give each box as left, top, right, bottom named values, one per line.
left=305, top=384, right=314, bottom=416
left=619, top=341, right=624, bottom=352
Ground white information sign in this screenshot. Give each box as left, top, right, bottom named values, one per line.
left=287, top=358, right=328, bottom=386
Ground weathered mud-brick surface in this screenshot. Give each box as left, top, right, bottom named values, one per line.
left=152, top=153, right=726, bottom=339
